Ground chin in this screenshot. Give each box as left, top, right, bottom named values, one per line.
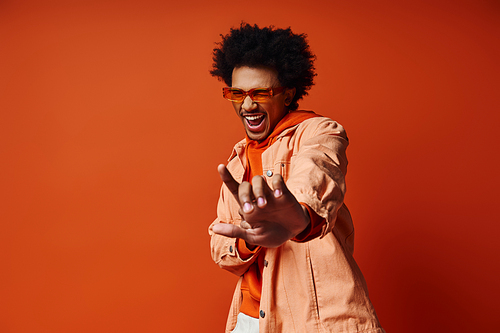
left=245, top=129, right=264, bottom=142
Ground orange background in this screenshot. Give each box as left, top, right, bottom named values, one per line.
left=1, top=0, right=499, bottom=332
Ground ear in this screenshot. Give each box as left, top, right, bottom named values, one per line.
left=284, top=88, right=296, bottom=106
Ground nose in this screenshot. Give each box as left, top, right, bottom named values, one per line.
left=241, top=95, right=257, bottom=111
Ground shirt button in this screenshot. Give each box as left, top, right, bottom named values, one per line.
left=260, top=310, right=265, bottom=318
left=229, top=245, right=233, bottom=253
left=266, top=170, right=273, bottom=177
left=263, top=260, right=268, bottom=267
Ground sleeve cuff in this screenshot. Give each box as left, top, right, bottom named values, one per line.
left=236, top=238, right=261, bottom=260
left=293, top=203, right=326, bottom=242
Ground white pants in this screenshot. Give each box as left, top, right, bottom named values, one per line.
left=230, top=312, right=259, bottom=333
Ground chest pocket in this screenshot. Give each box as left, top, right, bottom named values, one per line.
left=260, top=160, right=290, bottom=187
left=261, top=136, right=296, bottom=184
left=275, top=160, right=291, bottom=182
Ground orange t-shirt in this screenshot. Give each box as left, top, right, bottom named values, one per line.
left=237, top=111, right=326, bottom=318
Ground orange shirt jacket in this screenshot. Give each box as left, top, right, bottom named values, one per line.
left=209, top=115, right=385, bottom=333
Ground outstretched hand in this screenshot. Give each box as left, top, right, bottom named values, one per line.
left=211, top=164, right=310, bottom=248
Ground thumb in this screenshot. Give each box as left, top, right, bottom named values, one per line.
left=212, top=223, right=249, bottom=240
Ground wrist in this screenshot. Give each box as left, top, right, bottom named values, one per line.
left=289, top=204, right=313, bottom=241
left=301, top=205, right=311, bottom=227
left=290, top=204, right=310, bottom=238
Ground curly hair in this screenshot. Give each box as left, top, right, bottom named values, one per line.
left=210, top=23, right=316, bottom=111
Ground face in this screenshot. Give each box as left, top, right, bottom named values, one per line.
left=231, top=66, right=295, bottom=142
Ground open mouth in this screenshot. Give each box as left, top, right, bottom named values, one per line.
left=244, top=114, right=266, bottom=132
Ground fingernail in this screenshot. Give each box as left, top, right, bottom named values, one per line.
left=274, top=189, right=282, bottom=198
left=257, top=197, right=266, bottom=207
left=243, top=202, right=253, bottom=212
left=241, top=221, right=251, bottom=229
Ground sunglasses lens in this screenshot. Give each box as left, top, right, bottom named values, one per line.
left=251, top=89, right=271, bottom=101
left=231, top=90, right=245, bottom=101
left=223, top=88, right=244, bottom=102
left=223, top=87, right=276, bottom=102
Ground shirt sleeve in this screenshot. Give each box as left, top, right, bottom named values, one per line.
left=286, top=118, right=349, bottom=239
left=236, top=238, right=261, bottom=260
left=292, top=203, right=326, bottom=242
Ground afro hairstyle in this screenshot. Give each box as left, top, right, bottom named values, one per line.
left=210, top=23, right=316, bottom=111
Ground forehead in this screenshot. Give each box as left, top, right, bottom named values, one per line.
left=232, top=66, right=279, bottom=89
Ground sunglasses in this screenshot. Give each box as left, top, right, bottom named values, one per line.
left=222, top=87, right=286, bottom=103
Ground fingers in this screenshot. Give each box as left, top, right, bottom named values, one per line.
left=251, top=175, right=270, bottom=208
left=239, top=175, right=273, bottom=213
left=272, top=174, right=287, bottom=198
left=212, top=223, right=258, bottom=245
left=238, top=181, right=255, bottom=213
left=218, top=164, right=254, bottom=212
left=240, top=221, right=251, bottom=229
left=212, top=222, right=289, bottom=248
left=211, top=223, right=248, bottom=239
left=218, top=164, right=276, bottom=214
left=218, top=164, right=240, bottom=200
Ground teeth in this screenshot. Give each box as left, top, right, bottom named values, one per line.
left=245, top=115, right=264, bottom=121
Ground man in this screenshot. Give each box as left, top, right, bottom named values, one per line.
left=209, top=23, right=384, bottom=333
